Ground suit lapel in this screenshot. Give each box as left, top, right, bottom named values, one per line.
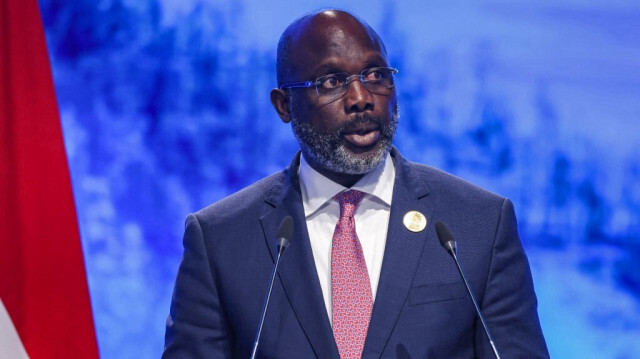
left=363, top=149, right=434, bottom=358
left=259, top=154, right=340, bottom=359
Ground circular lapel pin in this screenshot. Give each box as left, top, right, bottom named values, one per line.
left=403, top=211, right=427, bottom=233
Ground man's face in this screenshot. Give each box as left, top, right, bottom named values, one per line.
left=285, top=12, right=399, bottom=176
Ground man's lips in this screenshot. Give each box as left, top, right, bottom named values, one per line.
left=342, top=126, right=381, bottom=148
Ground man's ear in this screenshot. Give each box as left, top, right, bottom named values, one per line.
left=270, top=88, right=291, bottom=123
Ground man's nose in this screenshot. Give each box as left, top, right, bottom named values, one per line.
left=343, top=76, right=374, bottom=113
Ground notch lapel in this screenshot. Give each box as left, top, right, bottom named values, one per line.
left=363, top=149, right=434, bottom=358
left=259, top=154, right=340, bottom=359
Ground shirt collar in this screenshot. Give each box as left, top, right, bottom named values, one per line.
left=299, top=152, right=395, bottom=217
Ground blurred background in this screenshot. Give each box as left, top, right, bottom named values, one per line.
left=39, top=0, right=640, bottom=357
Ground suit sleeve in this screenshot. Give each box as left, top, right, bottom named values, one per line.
left=162, top=214, right=233, bottom=358
left=475, top=199, right=550, bottom=358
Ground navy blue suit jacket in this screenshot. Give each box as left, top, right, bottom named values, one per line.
left=163, top=149, right=549, bottom=358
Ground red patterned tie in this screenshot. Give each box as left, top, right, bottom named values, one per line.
left=331, top=190, right=372, bottom=359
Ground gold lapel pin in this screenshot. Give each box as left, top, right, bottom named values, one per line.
left=403, top=211, right=427, bottom=233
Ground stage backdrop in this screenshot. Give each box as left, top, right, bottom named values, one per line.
left=39, top=0, right=640, bottom=358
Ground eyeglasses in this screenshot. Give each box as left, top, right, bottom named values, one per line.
left=279, top=67, right=398, bottom=104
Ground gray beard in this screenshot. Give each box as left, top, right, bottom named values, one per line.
left=289, top=102, right=399, bottom=175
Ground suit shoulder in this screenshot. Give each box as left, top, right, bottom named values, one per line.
left=192, top=170, right=288, bottom=224
left=408, top=161, right=506, bottom=205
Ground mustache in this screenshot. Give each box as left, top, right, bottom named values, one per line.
left=337, top=114, right=384, bottom=135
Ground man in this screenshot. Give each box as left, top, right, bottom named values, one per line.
left=163, top=9, right=549, bottom=358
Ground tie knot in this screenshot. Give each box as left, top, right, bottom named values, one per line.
left=334, top=190, right=365, bottom=218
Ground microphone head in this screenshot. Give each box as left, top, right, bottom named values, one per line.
left=278, top=237, right=290, bottom=250
left=276, top=216, right=293, bottom=252
left=435, top=221, right=456, bottom=255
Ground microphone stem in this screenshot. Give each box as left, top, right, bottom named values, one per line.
left=250, top=246, right=285, bottom=359
left=451, top=250, right=501, bottom=359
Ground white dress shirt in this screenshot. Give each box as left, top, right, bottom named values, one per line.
left=298, top=153, right=395, bottom=324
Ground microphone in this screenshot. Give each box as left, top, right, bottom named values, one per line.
left=250, top=216, right=293, bottom=359
left=435, top=221, right=502, bottom=359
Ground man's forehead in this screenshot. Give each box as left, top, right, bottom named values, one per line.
left=291, top=11, right=381, bottom=50
left=287, top=11, right=386, bottom=69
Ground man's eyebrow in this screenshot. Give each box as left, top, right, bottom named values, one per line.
left=311, top=56, right=388, bottom=77
left=311, top=63, right=345, bottom=77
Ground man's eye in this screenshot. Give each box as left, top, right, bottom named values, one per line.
left=319, top=76, right=343, bottom=89
left=364, top=69, right=384, bottom=82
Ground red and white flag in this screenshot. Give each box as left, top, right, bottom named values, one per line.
left=0, top=0, right=100, bottom=357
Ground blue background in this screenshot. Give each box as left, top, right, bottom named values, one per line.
left=40, top=0, right=640, bottom=358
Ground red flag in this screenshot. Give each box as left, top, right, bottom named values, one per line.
left=0, top=0, right=100, bottom=357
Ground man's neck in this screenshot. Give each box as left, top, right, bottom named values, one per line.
left=313, top=166, right=365, bottom=188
